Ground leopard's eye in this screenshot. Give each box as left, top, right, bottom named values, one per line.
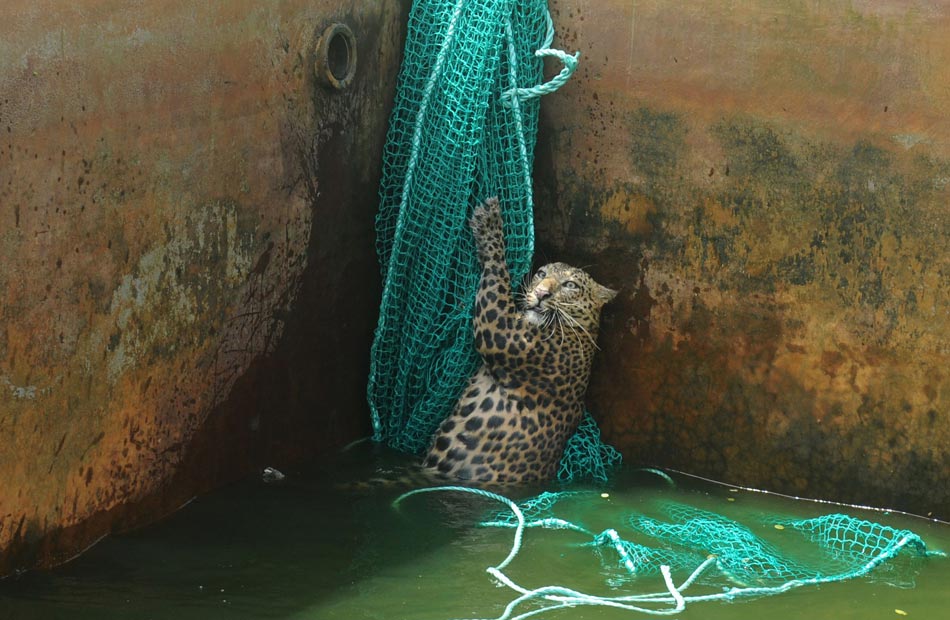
left=563, top=281, right=579, bottom=291
left=535, top=268, right=546, bottom=279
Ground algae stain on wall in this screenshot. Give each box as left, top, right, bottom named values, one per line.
left=537, top=97, right=949, bottom=513
left=100, top=200, right=258, bottom=385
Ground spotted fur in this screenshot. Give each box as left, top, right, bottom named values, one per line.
left=423, top=197, right=617, bottom=484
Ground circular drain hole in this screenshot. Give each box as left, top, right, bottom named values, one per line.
left=316, top=23, right=357, bottom=90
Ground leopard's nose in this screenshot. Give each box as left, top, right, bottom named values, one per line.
left=535, top=287, right=551, bottom=301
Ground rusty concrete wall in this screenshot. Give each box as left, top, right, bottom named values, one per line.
left=0, top=0, right=408, bottom=575
left=536, top=0, right=948, bottom=517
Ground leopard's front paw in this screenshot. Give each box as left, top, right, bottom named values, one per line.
left=470, top=196, right=504, bottom=246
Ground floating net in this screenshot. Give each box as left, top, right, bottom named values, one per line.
left=367, top=0, right=620, bottom=481
left=394, top=484, right=946, bottom=619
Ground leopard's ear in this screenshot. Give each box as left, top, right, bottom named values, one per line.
left=597, top=284, right=618, bottom=304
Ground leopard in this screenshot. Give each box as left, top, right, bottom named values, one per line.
left=422, top=196, right=617, bottom=484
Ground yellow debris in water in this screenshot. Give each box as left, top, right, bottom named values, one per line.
left=895, top=610, right=908, bottom=616
left=727, top=497, right=736, bottom=502
left=774, top=524, right=785, bottom=530
left=600, top=493, right=610, bottom=499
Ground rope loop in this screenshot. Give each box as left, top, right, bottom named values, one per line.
left=501, top=47, right=580, bottom=108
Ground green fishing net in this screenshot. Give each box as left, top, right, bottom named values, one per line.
left=482, top=491, right=938, bottom=587
left=624, top=503, right=907, bottom=586
left=367, top=0, right=620, bottom=481
left=394, top=486, right=944, bottom=618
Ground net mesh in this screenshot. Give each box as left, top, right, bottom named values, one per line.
left=615, top=502, right=938, bottom=591
left=627, top=503, right=826, bottom=585
left=367, top=0, right=618, bottom=480
left=397, top=486, right=944, bottom=618
left=487, top=494, right=938, bottom=590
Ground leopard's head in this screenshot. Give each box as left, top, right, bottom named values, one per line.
left=521, top=262, right=617, bottom=334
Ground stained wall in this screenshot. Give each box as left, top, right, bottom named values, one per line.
left=0, top=0, right=407, bottom=575
left=536, top=0, right=948, bottom=516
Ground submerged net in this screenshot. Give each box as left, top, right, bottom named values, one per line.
left=367, top=0, right=620, bottom=480
left=394, top=485, right=946, bottom=619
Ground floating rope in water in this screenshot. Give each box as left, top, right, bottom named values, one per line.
left=394, top=484, right=945, bottom=619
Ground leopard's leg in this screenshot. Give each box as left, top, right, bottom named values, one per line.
left=469, top=197, right=537, bottom=369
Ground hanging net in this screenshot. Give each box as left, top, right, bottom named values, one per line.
left=367, top=0, right=620, bottom=481
left=394, top=485, right=946, bottom=619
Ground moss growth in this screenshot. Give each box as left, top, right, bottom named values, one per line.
left=629, top=107, right=687, bottom=184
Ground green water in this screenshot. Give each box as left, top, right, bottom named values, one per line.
left=2, top=444, right=948, bottom=620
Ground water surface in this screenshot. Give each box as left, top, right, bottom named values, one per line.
left=2, top=444, right=947, bottom=620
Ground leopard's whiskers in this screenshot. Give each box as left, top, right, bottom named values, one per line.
left=552, top=304, right=599, bottom=350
